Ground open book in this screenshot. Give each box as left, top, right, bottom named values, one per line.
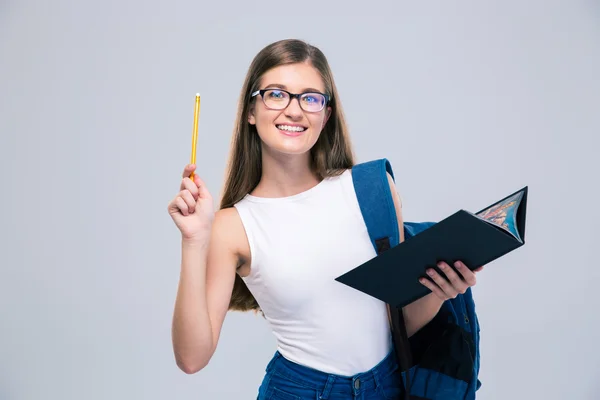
left=335, top=186, right=529, bottom=308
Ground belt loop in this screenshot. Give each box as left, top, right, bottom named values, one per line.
left=318, top=375, right=335, bottom=399
left=372, top=367, right=381, bottom=389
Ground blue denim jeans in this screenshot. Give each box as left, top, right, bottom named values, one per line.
left=256, top=350, right=405, bottom=399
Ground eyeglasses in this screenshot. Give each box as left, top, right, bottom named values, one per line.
left=251, top=88, right=330, bottom=113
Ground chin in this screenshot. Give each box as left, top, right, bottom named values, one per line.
left=263, top=141, right=313, bottom=157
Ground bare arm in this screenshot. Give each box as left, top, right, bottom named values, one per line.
left=171, top=208, right=240, bottom=374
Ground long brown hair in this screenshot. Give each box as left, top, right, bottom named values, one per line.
left=220, top=39, right=355, bottom=312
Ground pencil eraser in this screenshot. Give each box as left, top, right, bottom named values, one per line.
left=196, top=93, right=200, bottom=97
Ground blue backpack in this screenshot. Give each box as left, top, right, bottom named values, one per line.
left=351, top=158, right=481, bottom=400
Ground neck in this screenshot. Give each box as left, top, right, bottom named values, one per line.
left=252, top=148, right=320, bottom=198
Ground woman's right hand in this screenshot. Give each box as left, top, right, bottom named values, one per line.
left=167, top=164, right=215, bottom=241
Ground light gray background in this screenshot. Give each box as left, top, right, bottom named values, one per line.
left=1, top=1, right=599, bottom=399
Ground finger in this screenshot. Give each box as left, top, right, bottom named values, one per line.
left=181, top=177, right=199, bottom=199
left=438, top=261, right=469, bottom=293
left=194, top=175, right=212, bottom=199
left=179, top=177, right=191, bottom=191
left=426, top=267, right=458, bottom=298
left=182, top=164, right=196, bottom=178
left=455, top=261, right=477, bottom=286
left=419, top=277, right=449, bottom=300
left=473, top=266, right=485, bottom=273
left=175, top=196, right=189, bottom=216
left=180, top=190, right=196, bottom=213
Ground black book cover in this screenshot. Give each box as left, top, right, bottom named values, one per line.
left=335, top=186, right=528, bottom=308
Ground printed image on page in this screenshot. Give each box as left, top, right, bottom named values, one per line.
left=476, top=191, right=524, bottom=242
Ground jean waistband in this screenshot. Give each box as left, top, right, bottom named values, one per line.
left=266, top=349, right=399, bottom=397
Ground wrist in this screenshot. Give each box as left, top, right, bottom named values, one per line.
left=181, top=235, right=210, bottom=250
left=405, top=292, right=444, bottom=317
left=425, top=292, right=446, bottom=312
left=431, top=292, right=445, bottom=305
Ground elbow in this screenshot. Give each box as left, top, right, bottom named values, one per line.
left=172, top=331, right=216, bottom=374
left=176, top=357, right=209, bottom=374
left=174, top=345, right=215, bottom=374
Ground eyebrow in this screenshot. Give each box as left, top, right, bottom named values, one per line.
left=262, top=83, right=325, bottom=93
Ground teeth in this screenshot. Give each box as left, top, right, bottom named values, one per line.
left=277, top=125, right=306, bottom=132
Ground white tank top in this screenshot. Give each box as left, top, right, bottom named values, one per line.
left=233, top=169, right=392, bottom=376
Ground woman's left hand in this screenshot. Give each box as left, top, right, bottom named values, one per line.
left=419, top=261, right=484, bottom=301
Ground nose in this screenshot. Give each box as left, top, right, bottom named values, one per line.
left=284, top=97, right=303, bottom=119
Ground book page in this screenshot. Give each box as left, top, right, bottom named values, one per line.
left=475, top=191, right=524, bottom=242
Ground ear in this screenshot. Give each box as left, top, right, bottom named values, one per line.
left=248, top=103, right=256, bottom=125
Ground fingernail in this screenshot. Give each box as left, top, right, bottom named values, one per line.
left=427, top=269, right=434, bottom=276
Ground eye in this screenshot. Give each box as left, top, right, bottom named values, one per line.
left=301, top=93, right=325, bottom=106
left=302, top=94, right=318, bottom=103
left=267, top=90, right=285, bottom=99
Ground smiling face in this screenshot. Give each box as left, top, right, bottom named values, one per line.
left=248, top=62, right=332, bottom=157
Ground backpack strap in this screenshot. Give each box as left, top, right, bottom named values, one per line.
left=351, top=158, right=412, bottom=400
left=352, top=158, right=400, bottom=253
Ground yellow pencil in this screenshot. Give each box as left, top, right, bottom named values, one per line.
left=190, top=93, right=200, bottom=181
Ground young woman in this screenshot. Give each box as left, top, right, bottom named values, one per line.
left=167, top=39, right=481, bottom=400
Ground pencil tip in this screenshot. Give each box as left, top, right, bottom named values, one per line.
left=196, top=93, right=200, bottom=97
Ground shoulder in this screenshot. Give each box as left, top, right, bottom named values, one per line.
left=212, top=207, right=245, bottom=243
left=215, top=206, right=240, bottom=221
left=211, top=207, right=249, bottom=264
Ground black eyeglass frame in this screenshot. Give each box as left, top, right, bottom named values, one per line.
left=251, top=88, right=331, bottom=112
